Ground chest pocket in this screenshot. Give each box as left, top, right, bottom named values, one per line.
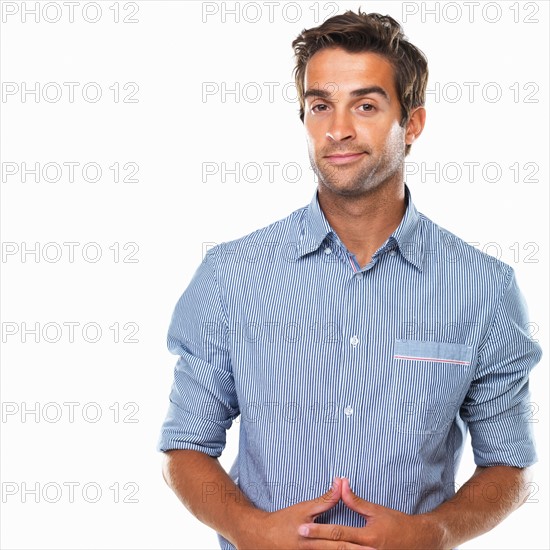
left=390, top=339, right=474, bottom=435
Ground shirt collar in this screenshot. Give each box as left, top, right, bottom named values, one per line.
left=298, top=183, right=424, bottom=271
left=389, top=184, right=423, bottom=271
left=297, top=191, right=334, bottom=258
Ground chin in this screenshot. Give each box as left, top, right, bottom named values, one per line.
left=321, top=181, right=369, bottom=197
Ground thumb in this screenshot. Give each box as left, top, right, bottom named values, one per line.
left=303, top=476, right=342, bottom=519
left=341, top=477, right=377, bottom=516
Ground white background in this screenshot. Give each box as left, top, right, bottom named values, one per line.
left=0, top=1, right=548, bottom=548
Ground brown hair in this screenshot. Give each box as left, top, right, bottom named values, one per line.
left=292, top=10, right=428, bottom=155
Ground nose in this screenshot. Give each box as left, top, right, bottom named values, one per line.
left=326, top=109, right=355, bottom=142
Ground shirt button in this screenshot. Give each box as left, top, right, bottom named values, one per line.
left=324, top=247, right=332, bottom=255
left=350, top=335, right=359, bottom=347
left=344, top=406, right=354, bottom=417
left=389, top=250, right=396, bottom=256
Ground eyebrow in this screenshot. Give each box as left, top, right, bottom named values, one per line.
left=303, top=86, right=390, bottom=102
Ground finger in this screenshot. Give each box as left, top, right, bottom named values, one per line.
left=341, top=478, right=380, bottom=515
left=298, top=522, right=369, bottom=545
left=300, top=537, right=376, bottom=550
left=304, top=476, right=342, bottom=518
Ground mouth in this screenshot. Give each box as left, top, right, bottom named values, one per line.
left=324, top=152, right=366, bottom=165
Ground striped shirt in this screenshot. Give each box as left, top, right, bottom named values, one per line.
left=158, top=185, right=541, bottom=549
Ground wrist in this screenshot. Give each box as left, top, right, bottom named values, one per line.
left=415, top=512, right=449, bottom=549
left=228, top=505, right=270, bottom=547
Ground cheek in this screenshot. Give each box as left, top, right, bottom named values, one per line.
left=304, top=120, right=317, bottom=140
left=357, top=119, right=394, bottom=145
left=305, top=125, right=325, bottom=152
left=304, top=132, right=317, bottom=153
left=382, top=121, right=406, bottom=151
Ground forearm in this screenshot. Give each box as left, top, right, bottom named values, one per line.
left=161, top=449, right=266, bottom=546
left=422, top=465, right=533, bottom=549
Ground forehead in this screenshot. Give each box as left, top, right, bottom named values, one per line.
left=304, top=47, right=396, bottom=97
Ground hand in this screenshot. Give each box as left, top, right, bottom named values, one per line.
left=297, top=478, right=445, bottom=550
left=235, top=477, right=374, bottom=549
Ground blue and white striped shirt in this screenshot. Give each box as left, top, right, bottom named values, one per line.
left=158, top=185, right=541, bottom=549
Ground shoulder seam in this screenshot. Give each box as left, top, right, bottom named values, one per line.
left=477, top=264, right=514, bottom=353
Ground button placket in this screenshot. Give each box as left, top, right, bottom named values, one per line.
left=331, top=252, right=365, bottom=479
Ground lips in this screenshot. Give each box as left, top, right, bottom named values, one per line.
left=324, top=152, right=366, bottom=165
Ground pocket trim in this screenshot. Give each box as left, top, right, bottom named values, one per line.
left=394, top=354, right=470, bottom=365
left=393, top=339, right=473, bottom=366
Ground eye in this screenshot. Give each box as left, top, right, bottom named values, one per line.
left=311, top=103, right=329, bottom=113
left=358, top=103, right=375, bottom=112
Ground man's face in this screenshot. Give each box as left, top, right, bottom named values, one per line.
left=304, top=47, right=408, bottom=197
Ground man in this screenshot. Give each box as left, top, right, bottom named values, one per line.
left=158, top=10, right=541, bottom=549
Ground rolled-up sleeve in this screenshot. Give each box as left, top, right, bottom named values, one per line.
left=461, top=266, right=542, bottom=467
left=157, top=248, right=239, bottom=456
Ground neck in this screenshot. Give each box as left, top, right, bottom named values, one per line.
left=317, top=178, right=406, bottom=268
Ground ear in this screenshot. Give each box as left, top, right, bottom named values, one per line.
left=405, top=106, right=426, bottom=146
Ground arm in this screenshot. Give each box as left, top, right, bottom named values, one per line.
left=158, top=252, right=256, bottom=546
left=161, top=449, right=264, bottom=547
left=423, top=464, right=533, bottom=548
